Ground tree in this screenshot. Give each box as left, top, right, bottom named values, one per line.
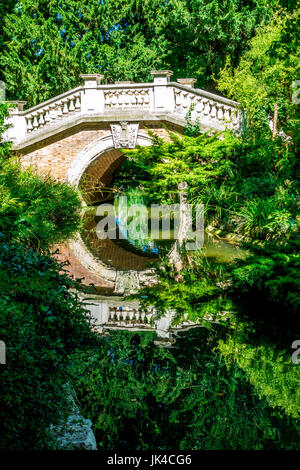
left=0, top=96, right=94, bottom=450
left=1, top=0, right=273, bottom=106
left=0, top=240, right=96, bottom=449
left=217, top=9, right=300, bottom=138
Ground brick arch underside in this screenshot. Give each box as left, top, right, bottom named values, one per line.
left=79, top=148, right=125, bottom=204
left=57, top=148, right=156, bottom=287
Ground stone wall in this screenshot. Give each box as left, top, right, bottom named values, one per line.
left=18, top=125, right=173, bottom=183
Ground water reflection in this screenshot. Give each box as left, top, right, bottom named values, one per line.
left=81, top=201, right=245, bottom=272
left=71, top=327, right=300, bottom=450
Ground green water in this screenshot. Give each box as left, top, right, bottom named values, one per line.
left=72, top=327, right=300, bottom=450
left=81, top=203, right=246, bottom=271
left=76, top=199, right=300, bottom=451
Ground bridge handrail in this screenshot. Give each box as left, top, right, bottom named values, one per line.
left=5, top=73, right=241, bottom=145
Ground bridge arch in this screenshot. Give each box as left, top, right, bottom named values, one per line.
left=66, top=132, right=153, bottom=187
left=63, top=132, right=157, bottom=293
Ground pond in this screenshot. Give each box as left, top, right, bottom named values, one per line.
left=80, top=200, right=245, bottom=272
left=74, top=191, right=299, bottom=451
left=72, top=325, right=300, bottom=450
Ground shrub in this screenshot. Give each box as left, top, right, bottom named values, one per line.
left=0, top=158, right=81, bottom=247
left=0, top=239, right=96, bottom=449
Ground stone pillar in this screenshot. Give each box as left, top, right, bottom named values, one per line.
left=151, top=70, right=174, bottom=112
left=85, top=301, right=109, bottom=328
left=177, top=78, right=196, bottom=88
left=80, top=74, right=104, bottom=114
left=154, top=310, right=175, bottom=338
left=168, top=181, right=190, bottom=271
left=4, top=101, right=27, bottom=144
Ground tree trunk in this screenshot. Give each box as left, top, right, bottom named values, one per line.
left=272, top=102, right=278, bottom=139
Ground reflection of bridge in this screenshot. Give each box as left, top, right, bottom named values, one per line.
left=84, top=295, right=230, bottom=340
left=5, top=71, right=239, bottom=331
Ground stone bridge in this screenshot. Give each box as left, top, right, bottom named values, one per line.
left=5, top=71, right=238, bottom=335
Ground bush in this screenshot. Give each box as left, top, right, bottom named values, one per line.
left=0, top=158, right=81, bottom=247
left=229, top=234, right=300, bottom=317
left=71, top=329, right=300, bottom=450
left=219, top=335, right=300, bottom=419
left=0, top=240, right=96, bottom=449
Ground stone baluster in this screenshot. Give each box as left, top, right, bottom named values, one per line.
left=231, top=109, right=239, bottom=128
left=38, top=112, right=45, bottom=127
left=49, top=105, right=57, bottom=121
left=146, top=312, right=152, bottom=324
left=117, top=91, right=124, bottom=106
left=124, top=91, right=131, bottom=106
left=196, top=97, right=204, bottom=113
left=137, top=91, right=143, bottom=105
left=210, top=103, right=217, bottom=119
left=111, top=92, right=118, bottom=106
left=44, top=107, right=51, bottom=123
left=62, top=100, right=69, bottom=115
left=26, top=116, right=33, bottom=132
left=134, top=310, right=139, bottom=324
left=217, top=104, right=224, bottom=120
left=128, top=310, right=134, bottom=322
left=203, top=100, right=211, bottom=115
left=131, top=91, right=137, bottom=105
left=32, top=113, right=39, bottom=129
left=224, top=105, right=231, bottom=121
left=68, top=97, right=75, bottom=112
left=74, top=94, right=81, bottom=110
left=57, top=103, right=63, bottom=118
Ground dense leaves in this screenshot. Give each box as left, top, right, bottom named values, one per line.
left=0, top=104, right=82, bottom=248
left=0, top=241, right=96, bottom=449
left=1, top=0, right=273, bottom=106
left=70, top=329, right=300, bottom=450
left=217, top=9, right=300, bottom=138
left=0, top=97, right=92, bottom=449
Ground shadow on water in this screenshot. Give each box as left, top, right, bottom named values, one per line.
left=71, top=326, right=300, bottom=450
left=80, top=203, right=246, bottom=271
left=72, top=200, right=300, bottom=450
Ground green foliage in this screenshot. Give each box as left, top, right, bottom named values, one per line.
left=229, top=234, right=300, bottom=316
left=118, top=129, right=299, bottom=240
left=0, top=103, right=82, bottom=248
left=0, top=103, right=13, bottom=160
left=0, top=0, right=273, bottom=106
left=0, top=240, right=96, bottom=449
left=0, top=158, right=82, bottom=247
left=123, top=130, right=239, bottom=205
left=217, top=9, right=300, bottom=137
left=133, top=255, right=233, bottom=325
left=184, top=104, right=201, bottom=137
left=0, top=83, right=92, bottom=450
left=219, top=332, right=300, bottom=419
left=71, top=329, right=300, bottom=450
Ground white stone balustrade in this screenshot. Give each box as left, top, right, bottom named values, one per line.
left=4, top=71, right=240, bottom=146
left=25, top=91, right=81, bottom=133
left=107, top=306, right=154, bottom=326
left=83, top=297, right=231, bottom=336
